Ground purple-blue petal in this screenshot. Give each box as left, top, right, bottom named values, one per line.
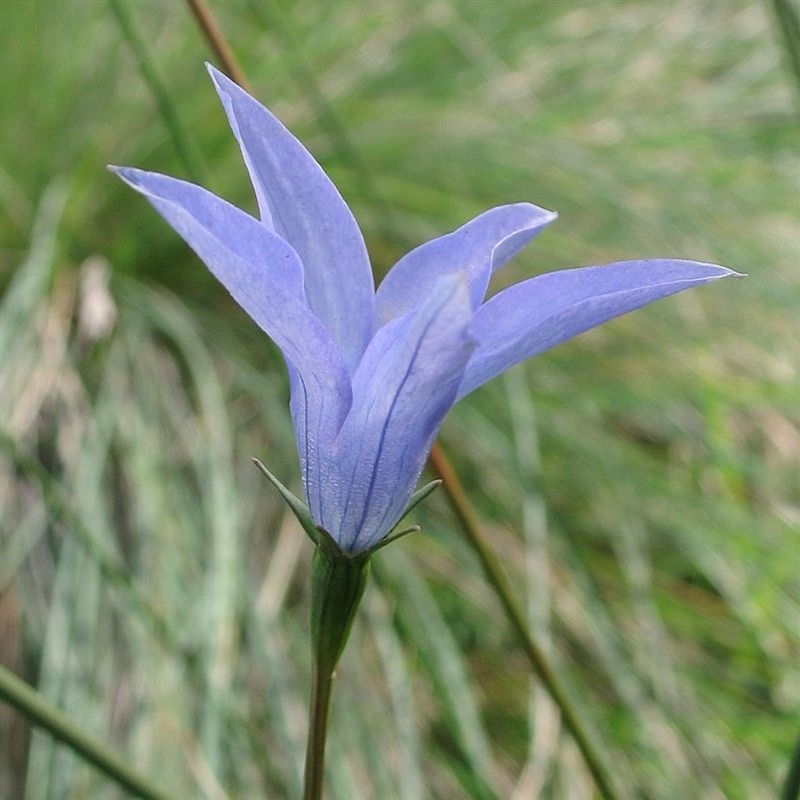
left=458, top=259, right=741, bottom=399
left=325, top=275, right=476, bottom=552
left=112, top=167, right=306, bottom=298
left=207, top=65, right=375, bottom=372
left=376, top=202, right=557, bottom=324
left=111, top=166, right=352, bottom=493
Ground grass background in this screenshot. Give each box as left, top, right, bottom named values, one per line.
left=1, top=1, right=798, bottom=798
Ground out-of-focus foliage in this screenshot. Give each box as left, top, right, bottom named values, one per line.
left=1, top=1, right=797, bottom=799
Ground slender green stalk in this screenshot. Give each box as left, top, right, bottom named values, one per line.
left=429, top=443, right=625, bottom=800
left=303, top=539, right=371, bottom=800
left=0, top=665, right=176, bottom=800
left=303, top=655, right=335, bottom=800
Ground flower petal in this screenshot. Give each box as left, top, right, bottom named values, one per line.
left=458, top=259, right=741, bottom=399
left=376, top=202, right=556, bottom=323
left=207, top=64, right=375, bottom=372
left=326, top=275, right=476, bottom=552
left=111, top=166, right=352, bottom=495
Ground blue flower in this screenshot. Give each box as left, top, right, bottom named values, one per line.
left=112, top=65, right=739, bottom=554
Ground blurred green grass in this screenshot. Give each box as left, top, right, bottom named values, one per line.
left=1, top=1, right=797, bottom=799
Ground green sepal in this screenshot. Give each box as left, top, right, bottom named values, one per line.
left=369, top=525, right=420, bottom=554
left=310, top=530, right=371, bottom=674
left=252, top=457, right=321, bottom=547
left=402, top=479, right=442, bottom=519
left=367, top=479, right=441, bottom=554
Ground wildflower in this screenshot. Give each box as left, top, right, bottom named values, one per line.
left=112, top=64, right=738, bottom=555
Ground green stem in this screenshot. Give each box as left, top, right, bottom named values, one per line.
left=429, top=443, right=625, bottom=800
left=302, top=654, right=335, bottom=800
left=302, top=537, right=371, bottom=800
left=0, top=664, right=176, bottom=800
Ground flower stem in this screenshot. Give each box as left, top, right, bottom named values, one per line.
left=428, top=443, right=625, bottom=800
left=303, top=653, right=335, bottom=800
left=0, top=664, right=175, bottom=800
left=302, top=537, right=371, bottom=800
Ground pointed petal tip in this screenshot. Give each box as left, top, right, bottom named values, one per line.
left=510, top=200, right=558, bottom=220
left=108, top=165, right=142, bottom=187
left=206, top=62, right=242, bottom=104
left=679, top=261, right=745, bottom=280
left=108, top=164, right=129, bottom=182
left=108, top=166, right=166, bottom=196
left=603, top=259, right=744, bottom=283
left=502, top=201, right=558, bottom=229
left=502, top=203, right=559, bottom=241
left=206, top=61, right=239, bottom=95
left=205, top=61, right=223, bottom=82
left=529, top=203, right=558, bottom=223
